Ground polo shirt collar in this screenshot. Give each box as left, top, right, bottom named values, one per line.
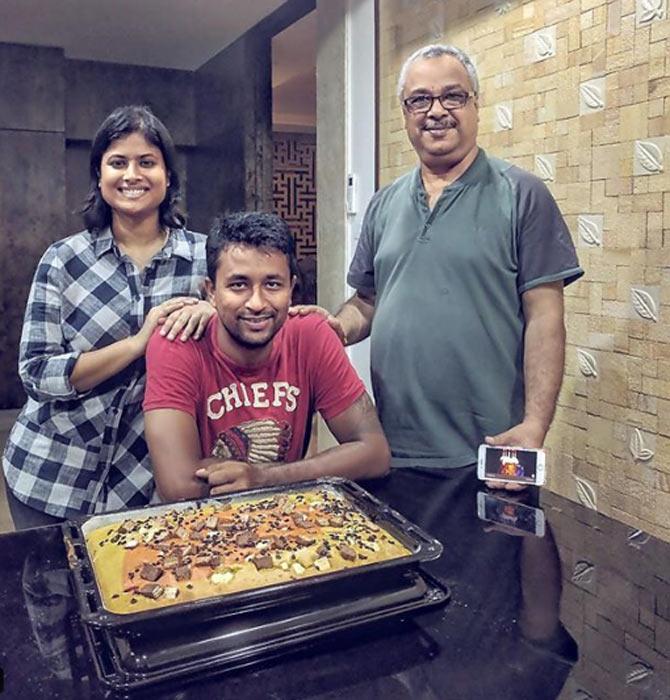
left=411, top=147, right=488, bottom=203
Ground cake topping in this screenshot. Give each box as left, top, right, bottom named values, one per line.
left=252, top=554, right=274, bottom=570
left=139, top=563, right=163, bottom=582
left=174, top=565, right=192, bottom=581
left=138, top=583, right=164, bottom=599
left=296, top=535, right=316, bottom=546
left=236, top=531, right=257, bottom=547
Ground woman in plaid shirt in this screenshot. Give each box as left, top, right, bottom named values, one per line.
left=2, top=106, right=213, bottom=529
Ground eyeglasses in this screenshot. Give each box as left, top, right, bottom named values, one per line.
left=402, top=90, right=476, bottom=114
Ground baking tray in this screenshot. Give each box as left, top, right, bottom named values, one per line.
left=63, top=477, right=443, bottom=633
left=83, top=567, right=450, bottom=692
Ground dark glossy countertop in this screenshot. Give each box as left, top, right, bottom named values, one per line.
left=0, top=467, right=668, bottom=699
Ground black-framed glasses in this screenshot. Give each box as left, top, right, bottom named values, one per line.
left=402, top=90, right=476, bottom=114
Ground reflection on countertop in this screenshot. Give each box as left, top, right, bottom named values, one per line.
left=0, top=467, right=666, bottom=699
left=540, top=490, right=670, bottom=700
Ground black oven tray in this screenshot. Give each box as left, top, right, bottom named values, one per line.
left=83, top=566, right=450, bottom=692
left=63, top=477, right=443, bottom=633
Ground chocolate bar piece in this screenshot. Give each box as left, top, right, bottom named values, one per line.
left=139, top=563, right=163, bottom=582
left=138, top=583, right=164, bottom=599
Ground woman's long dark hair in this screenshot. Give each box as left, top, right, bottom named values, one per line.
left=81, top=105, right=185, bottom=233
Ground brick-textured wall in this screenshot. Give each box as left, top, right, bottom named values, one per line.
left=378, top=0, right=670, bottom=540
left=542, top=490, right=670, bottom=699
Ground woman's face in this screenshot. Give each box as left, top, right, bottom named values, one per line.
left=98, top=131, right=169, bottom=224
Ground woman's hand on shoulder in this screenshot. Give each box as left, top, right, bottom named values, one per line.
left=158, top=299, right=216, bottom=342
left=131, top=297, right=197, bottom=354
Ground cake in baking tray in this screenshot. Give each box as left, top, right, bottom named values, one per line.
left=85, top=486, right=411, bottom=614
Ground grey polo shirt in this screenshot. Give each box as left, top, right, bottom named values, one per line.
left=347, top=148, right=583, bottom=468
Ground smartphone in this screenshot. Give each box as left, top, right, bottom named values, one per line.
left=477, top=444, right=546, bottom=486
left=477, top=491, right=546, bottom=537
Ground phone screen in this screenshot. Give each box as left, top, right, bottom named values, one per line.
left=478, top=492, right=545, bottom=537
left=484, top=446, right=539, bottom=483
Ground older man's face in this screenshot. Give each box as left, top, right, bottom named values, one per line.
left=401, top=55, right=479, bottom=172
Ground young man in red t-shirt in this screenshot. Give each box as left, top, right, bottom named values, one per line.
left=144, top=212, right=390, bottom=501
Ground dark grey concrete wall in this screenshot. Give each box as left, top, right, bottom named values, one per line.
left=188, top=31, right=273, bottom=233
left=0, top=44, right=66, bottom=408
left=65, top=60, right=196, bottom=145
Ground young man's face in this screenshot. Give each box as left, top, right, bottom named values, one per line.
left=206, top=243, right=296, bottom=364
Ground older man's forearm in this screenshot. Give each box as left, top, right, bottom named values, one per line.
left=522, top=312, right=565, bottom=441
left=336, top=292, right=376, bottom=345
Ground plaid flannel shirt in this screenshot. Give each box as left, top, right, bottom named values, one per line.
left=2, top=227, right=207, bottom=518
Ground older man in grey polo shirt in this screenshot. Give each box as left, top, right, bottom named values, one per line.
left=294, top=44, right=583, bottom=483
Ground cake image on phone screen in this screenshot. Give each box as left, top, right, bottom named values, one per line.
left=476, top=445, right=546, bottom=485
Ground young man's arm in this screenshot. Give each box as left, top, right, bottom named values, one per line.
left=196, top=391, right=390, bottom=495
left=144, top=409, right=211, bottom=502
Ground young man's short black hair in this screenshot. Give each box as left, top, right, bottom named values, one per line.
left=206, top=212, right=299, bottom=281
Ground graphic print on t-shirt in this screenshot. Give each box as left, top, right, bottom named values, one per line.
left=211, top=418, right=292, bottom=464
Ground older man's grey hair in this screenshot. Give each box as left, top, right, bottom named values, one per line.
left=396, top=44, right=480, bottom=99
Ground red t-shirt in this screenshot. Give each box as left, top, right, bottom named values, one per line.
left=144, top=315, right=366, bottom=464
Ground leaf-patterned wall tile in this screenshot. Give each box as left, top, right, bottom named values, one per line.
left=630, top=286, right=659, bottom=322
left=494, top=102, right=513, bottom=132
left=577, top=214, right=603, bottom=247
left=524, top=26, right=557, bottom=63
left=576, top=349, right=598, bottom=378
left=495, top=1, right=513, bottom=15
left=535, top=154, right=556, bottom=181
left=626, top=661, right=653, bottom=686
left=636, top=0, right=667, bottom=25
left=579, top=78, right=606, bottom=114
left=573, top=691, right=593, bottom=700
left=627, top=528, right=651, bottom=548
left=629, top=428, right=655, bottom=462
left=572, top=560, right=595, bottom=585
left=575, top=476, right=597, bottom=510
left=633, top=139, right=665, bottom=175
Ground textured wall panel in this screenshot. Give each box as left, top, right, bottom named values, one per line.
left=0, top=131, right=65, bottom=408
left=0, top=43, right=65, bottom=132
left=272, top=133, right=316, bottom=259
left=65, top=60, right=196, bottom=146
